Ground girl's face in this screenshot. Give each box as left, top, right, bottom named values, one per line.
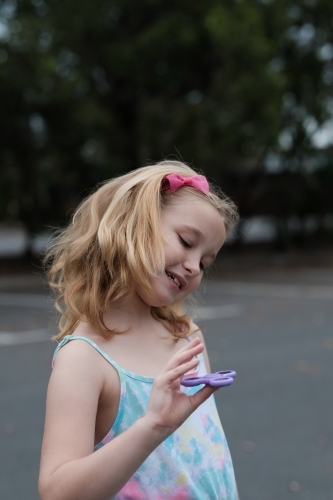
left=138, top=194, right=226, bottom=307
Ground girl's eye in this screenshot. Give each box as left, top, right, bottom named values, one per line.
left=179, top=236, right=191, bottom=248
left=179, top=235, right=205, bottom=271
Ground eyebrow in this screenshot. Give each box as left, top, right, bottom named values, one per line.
left=182, top=225, right=202, bottom=238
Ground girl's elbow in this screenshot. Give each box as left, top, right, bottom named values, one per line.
left=38, top=475, right=59, bottom=500
left=38, top=481, right=49, bottom=500
left=38, top=477, right=52, bottom=500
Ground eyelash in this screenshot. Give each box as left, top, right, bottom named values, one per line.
left=179, top=236, right=191, bottom=248
left=179, top=236, right=205, bottom=271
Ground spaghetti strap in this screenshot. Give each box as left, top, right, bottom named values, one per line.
left=52, top=335, right=123, bottom=374
left=52, top=335, right=126, bottom=443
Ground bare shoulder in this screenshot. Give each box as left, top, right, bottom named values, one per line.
left=51, top=339, right=99, bottom=391
left=40, top=338, right=118, bottom=480
left=52, top=336, right=106, bottom=376
left=49, top=337, right=120, bottom=423
left=188, top=321, right=211, bottom=373
left=46, top=339, right=107, bottom=438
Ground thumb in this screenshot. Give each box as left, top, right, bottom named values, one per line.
left=187, top=385, right=218, bottom=413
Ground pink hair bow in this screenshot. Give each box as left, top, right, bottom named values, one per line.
left=162, top=173, right=209, bottom=194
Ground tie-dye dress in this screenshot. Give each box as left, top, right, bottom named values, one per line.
left=53, top=335, right=238, bottom=500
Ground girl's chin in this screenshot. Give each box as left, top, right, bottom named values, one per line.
left=136, top=277, right=189, bottom=308
left=151, top=292, right=183, bottom=308
left=148, top=293, right=177, bottom=308
left=135, top=289, right=176, bottom=308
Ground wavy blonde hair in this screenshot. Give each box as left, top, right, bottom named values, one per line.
left=45, top=160, right=239, bottom=341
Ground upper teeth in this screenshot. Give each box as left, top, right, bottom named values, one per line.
left=166, top=271, right=181, bottom=288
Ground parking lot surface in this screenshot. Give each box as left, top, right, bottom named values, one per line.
left=0, top=266, right=332, bottom=500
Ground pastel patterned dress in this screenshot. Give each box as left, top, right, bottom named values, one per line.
left=53, top=335, right=238, bottom=500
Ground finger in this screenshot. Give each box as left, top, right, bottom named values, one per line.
left=162, top=340, right=204, bottom=373
left=178, top=337, right=201, bottom=352
left=169, top=337, right=201, bottom=358
left=165, top=340, right=202, bottom=363
left=160, top=357, right=200, bottom=383
left=187, top=385, right=219, bottom=411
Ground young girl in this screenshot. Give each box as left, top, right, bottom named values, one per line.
left=39, top=160, right=239, bottom=500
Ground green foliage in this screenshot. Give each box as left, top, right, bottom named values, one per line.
left=0, top=0, right=333, bottom=236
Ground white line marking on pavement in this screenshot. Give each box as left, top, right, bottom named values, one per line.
left=205, top=282, right=333, bottom=300
left=196, top=304, right=244, bottom=320
left=0, top=293, right=51, bottom=308
left=0, top=329, right=52, bottom=346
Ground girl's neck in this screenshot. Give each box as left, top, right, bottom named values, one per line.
left=103, top=291, right=156, bottom=333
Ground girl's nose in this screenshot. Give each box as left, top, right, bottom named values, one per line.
left=184, top=258, right=201, bottom=277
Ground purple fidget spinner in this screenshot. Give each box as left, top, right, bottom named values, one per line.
left=181, top=370, right=236, bottom=388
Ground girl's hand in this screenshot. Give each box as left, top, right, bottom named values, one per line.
left=144, top=337, right=217, bottom=438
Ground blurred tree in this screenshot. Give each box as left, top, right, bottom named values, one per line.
left=0, top=0, right=333, bottom=247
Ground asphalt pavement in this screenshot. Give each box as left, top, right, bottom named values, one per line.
left=0, top=264, right=333, bottom=500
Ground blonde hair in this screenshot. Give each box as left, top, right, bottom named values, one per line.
left=45, top=160, right=239, bottom=341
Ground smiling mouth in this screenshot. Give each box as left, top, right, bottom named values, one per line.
left=165, top=270, right=182, bottom=289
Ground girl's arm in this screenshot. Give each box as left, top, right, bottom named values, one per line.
left=39, top=337, right=216, bottom=500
